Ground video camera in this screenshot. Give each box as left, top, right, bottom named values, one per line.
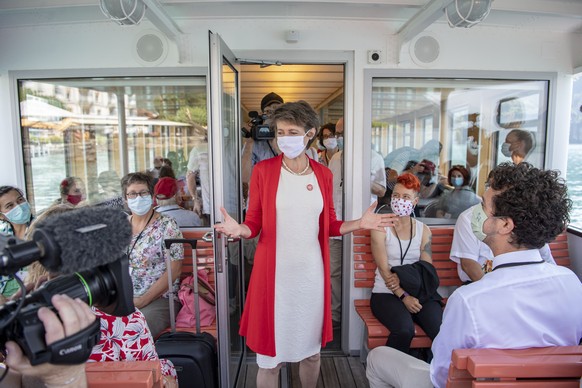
left=0, top=207, right=134, bottom=365
left=242, top=111, right=275, bottom=141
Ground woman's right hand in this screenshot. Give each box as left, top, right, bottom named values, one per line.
left=402, top=295, right=422, bottom=314
left=213, top=207, right=244, bottom=238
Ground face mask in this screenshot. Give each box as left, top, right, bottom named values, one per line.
left=390, top=198, right=415, bottom=217
left=471, top=204, right=488, bottom=241
left=451, top=176, right=464, bottom=188
left=323, top=138, right=338, bottom=150
left=67, top=194, right=83, bottom=206
left=2, top=202, right=31, bottom=225
left=128, top=196, right=153, bottom=216
left=501, top=142, right=512, bottom=157
left=336, top=136, right=344, bottom=150
left=277, top=133, right=309, bottom=159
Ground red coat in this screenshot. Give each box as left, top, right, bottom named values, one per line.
left=240, top=154, right=343, bottom=356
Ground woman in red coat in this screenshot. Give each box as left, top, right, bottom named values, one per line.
left=215, top=101, right=398, bottom=388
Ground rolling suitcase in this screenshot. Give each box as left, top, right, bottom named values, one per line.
left=155, top=238, right=218, bottom=388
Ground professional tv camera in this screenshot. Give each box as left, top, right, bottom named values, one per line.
left=0, top=207, right=134, bottom=365
left=242, top=110, right=275, bottom=141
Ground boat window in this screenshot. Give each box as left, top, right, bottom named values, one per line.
left=370, top=78, right=549, bottom=224
left=567, top=73, right=582, bottom=230
left=17, top=76, right=208, bottom=225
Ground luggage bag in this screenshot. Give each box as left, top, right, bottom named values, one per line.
left=155, top=238, right=218, bottom=388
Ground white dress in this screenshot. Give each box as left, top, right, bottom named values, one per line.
left=256, top=168, right=324, bottom=368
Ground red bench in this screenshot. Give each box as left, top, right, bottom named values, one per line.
left=354, top=226, right=460, bottom=350
left=447, top=346, right=582, bottom=388
left=354, top=227, right=571, bottom=352
left=86, top=360, right=163, bottom=387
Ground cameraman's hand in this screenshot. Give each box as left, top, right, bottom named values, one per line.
left=5, top=294, right=95, bottom=388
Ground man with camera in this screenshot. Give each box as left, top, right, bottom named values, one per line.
left=241, top=92, right=284, bottom=200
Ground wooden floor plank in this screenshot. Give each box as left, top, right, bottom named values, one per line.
left=320, top=357, right=340, bottom=387
left=334, top=357, right=357, bottom=388
left=347, top=357, right=369, bottom=388
left=245, top=362, right=259, bottom=388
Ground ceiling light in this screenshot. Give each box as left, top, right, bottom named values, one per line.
left=445, top=0, right=492, bottom=28
left=100, top=0, right=146, bottom=26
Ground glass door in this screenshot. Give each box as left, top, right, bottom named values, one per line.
left=208, top=31, right=244, bottom=387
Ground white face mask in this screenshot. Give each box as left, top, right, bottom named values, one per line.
left=471, top=204, right=488, bottom=241
left=323, top=138, right=338, bottom=149
left=277, top=132, right=309, bottom=159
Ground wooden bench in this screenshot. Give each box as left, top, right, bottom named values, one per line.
left=158, top=229, right=217, bottom=339
left=447, top=346, right=582, bottom=388
left=354, top=226, right=460, bottom=350
left=86, top=360, right=163, bottom=387
left=354, top=227, right=571, bottom=352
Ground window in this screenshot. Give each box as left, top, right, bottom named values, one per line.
left=18, top=76, right=207, bottom=222
left=567, top=73, right=582, bottom=229
left=370, top=77, right=549, bottom=223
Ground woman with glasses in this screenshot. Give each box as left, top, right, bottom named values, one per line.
left=370, top=173, right=442, bottom=355
left=121, top=172, right=184, bottom=338
left=215, top=101, right=398, bottom=388
left=434, top=165, right=480, bottom=219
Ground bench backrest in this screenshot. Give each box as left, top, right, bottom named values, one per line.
left=448, top=346, right=582, bottom=388
left=353, top=226, right=571, bottom=290
left=353, top=226, right=461, bottom=289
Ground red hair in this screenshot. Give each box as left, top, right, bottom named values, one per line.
left=397, top=172, right=421, bottom=192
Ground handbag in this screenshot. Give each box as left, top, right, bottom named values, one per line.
left=176, top=269, right=216, bottom=327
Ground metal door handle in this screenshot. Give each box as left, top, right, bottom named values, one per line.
left=202, top=231, right=213, bottom=243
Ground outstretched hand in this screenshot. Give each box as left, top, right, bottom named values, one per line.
left=213, top=207, right=244, bottom=238
left=359, top=201, right=399, bottom=232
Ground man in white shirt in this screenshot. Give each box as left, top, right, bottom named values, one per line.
left=451, top=204, right=555, bottom=283
left=366, top=162, right=582, bottom=388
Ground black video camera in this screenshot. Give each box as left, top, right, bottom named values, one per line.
left=0, top=235, right=134, bottom=365
left=242, top=111, right=275, bottom=141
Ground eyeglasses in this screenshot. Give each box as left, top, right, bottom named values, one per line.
left=126, top=191, right=150, bottom=199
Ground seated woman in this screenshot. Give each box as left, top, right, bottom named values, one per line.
left=0, top=185, right=34, bottom=300
left=435, top=165, right=480, bottom=219
left=23, top=205, right=178, bottom=388
left=55, top=176, right=85, bottom=207
left=122, top=172, right=184, bottom=338
left=370, top=173, right=443, bottom=354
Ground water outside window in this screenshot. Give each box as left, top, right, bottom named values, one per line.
left=567, top=73, right=582, bottom=229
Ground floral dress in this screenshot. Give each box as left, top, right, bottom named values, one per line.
left=128, top=214, right=183, bottom=297
left=88, top=307, right=177, bottom=380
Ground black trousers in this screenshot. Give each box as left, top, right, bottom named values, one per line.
left=370, top=292, right=443, bottom=354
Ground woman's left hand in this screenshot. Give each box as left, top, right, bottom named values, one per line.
left=360, top=201, right=399, bottom=231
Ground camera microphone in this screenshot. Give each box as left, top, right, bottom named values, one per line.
left=0, top=207, right=132, bottom=276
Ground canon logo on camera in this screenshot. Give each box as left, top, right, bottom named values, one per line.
left=59, top=344, right=82, bottom=356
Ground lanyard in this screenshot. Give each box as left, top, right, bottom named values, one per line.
left=492, top=260, right=545, bottom=271
left=393, top=219, right=413, bottom=265
left=127, top=210, right=155, bottom=257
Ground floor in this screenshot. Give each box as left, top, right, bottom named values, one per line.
left=240, top=354, right=370, bottom=388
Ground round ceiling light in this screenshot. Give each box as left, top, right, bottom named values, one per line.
left=100, top=0, right=146, bottom=26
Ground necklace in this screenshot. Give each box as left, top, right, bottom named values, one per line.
left=282, top=157, right=310, bottom=176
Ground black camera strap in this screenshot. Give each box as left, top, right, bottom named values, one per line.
left=46, top=317, right=101, bottom=365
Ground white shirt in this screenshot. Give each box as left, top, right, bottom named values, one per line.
left=370, top=149, right=386, bottom=205
left=450, top=205, right=555, bottom=282
left=328, top=151, right=343, bottom=222
left=430, top=249, right=582, bottom=388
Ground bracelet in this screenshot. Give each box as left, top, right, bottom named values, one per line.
left=399, top=291, right=409, bottom=300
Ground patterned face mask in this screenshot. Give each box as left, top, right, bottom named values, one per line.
left=390, top=197, right=415, bottom=217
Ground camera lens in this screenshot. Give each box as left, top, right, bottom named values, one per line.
left=371, top=52, right=380, bottom=61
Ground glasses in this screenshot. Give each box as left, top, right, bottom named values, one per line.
left=126, top=191, right=150, bottom=199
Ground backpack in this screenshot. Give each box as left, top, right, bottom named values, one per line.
left=176, top=269, right=216, bottom=327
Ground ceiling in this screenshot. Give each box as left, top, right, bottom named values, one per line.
left=240, top=64, right=344, bottom=114
left=1, top=1, right=581, bottom=118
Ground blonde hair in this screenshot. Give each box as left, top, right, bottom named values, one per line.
left=25, top=205, right=75, bottom=287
